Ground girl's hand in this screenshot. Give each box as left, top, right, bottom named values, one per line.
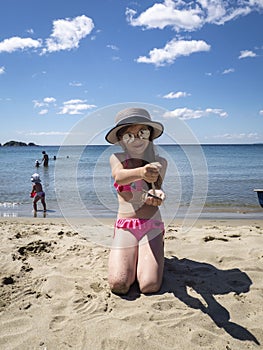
left=141, top=163, right=161, bottom=183
left=144, top=189, right=165, bottom=206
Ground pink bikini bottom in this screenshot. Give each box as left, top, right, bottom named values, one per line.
left=114, top=218, right=165, bottom=241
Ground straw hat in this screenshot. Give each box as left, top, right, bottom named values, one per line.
left=105, top=107, right=164, bottom=144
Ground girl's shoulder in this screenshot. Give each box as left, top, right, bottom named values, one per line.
left=109, top=152, right=126, bottom=166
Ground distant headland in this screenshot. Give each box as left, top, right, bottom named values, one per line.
left=0, top=141, right=38, bottom=147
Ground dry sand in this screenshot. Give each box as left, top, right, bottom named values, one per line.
left=0, top=217, right=262, bottom=350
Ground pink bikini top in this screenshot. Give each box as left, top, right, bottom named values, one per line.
left=114, top=180, right=143, bottom=193
left=114, top=155, right=144, bottom=193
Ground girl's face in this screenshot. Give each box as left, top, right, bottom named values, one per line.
left=120, top=124, right=150, bottom=156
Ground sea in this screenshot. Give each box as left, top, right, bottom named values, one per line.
left=0, top=144, right=263, bottom=221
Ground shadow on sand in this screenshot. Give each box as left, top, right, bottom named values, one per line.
left=159, top=256, right=260, bottom=345
left=123, top=256, right=259, bottom=345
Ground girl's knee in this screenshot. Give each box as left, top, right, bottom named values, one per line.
left=138, top=274, right=163, bottom=294
left=108, top=260, right=136, bottom=295
left=140, top=281, right=162, bottom=294
left=109, top=281, right=130, bottom=295
left=109, top=275, right=131, bottom=294
left=108, top=274, right=132, bottom=295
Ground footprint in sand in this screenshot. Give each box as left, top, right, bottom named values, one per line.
left=101, top=338, right=128, bottom=350
left=49, top=315, right=67, bottom=331
left=190, top=330, right=217, bottom=347
left=151, top=300, right=178, bottom=311
left=73, top=283, right=112, bottom=320
left=0, top=316, right=35, bottom=348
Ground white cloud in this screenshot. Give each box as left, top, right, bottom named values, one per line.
left=107, top=44, right=120, bottom=61
left=259, top=110, right=263, bottom=115
left=43, top=97, right=56, bottom=104
left=33, top=97, right=96, bottom=115
left=69, top=82, right=83, bottom=87
left=213, top=132, right=259, bottom=140
left=126, top=1, right=203, bottom=32
left=0, top=37, right=42, bottom=53
left=163, top=91, right=190, bottom=99
left=58, top=99, right=96, bottom=115
left=27, top=131, right=68, bottom=136
left=164, top=107, right=227, bottom=120
left=107, top=44, right=119, bottom=51
left=26, top=29, right=34, bottom=35
left=0, top=15, right=94, bottom=55
left=43, top=15, right=94, bottom=54
left=39, top=109, right=48, bottom=115
left=222, top=68, right=234, bottom=74
left=33, top=97, right=56, bottom=108
left=211, top=6, right=252, bottom=25
left=33, top=100, right=45, bottom=108
left=111, top=56, right=121, bottom=61
left=197, top=0, right=226, bottom=23
left=0, top=66, right=5, bottom=74
left=64, top=99, right=86, bottom=104
left=32, top=71, right=47, bottom=78
left=136, top=38, right=210, bottom=66
left=126, top=0, right=260, bottom=31
left=238, top=50, right=257, bottom=59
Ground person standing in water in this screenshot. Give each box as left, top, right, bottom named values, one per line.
left=41, top=151, right=49, bottom=167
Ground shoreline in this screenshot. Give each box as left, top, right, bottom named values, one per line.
left=0, top=215, right=262, bottom=226
left=1, top=200, right=262, bottom=222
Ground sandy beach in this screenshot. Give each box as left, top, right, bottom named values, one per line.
left=0, top=217, right=262, bottom=350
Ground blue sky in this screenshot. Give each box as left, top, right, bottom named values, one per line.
left=0, top=0, right=262, bottom=145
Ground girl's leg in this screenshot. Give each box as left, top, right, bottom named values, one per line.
left=137, top=230, right=164, bottom=294
left=108, top=228, right=138, bottom=294
left=41, top=198, right=46, bottom=211
left=33, top=197, right=39, bottom=212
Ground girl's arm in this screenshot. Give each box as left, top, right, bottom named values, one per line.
left=30, top=184, right=36, bottom=197
left=110, top=154, right=142, bottom=185
left=110, top=153, right=162, bottom=185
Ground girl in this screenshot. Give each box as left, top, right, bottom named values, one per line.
left=31, top=173, right=47, bottom=216
left=105, top=107, right=167, bottom=294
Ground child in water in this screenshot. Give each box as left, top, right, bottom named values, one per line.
left=30, top=173, right=46, bottom=216
left=105, top=107, right=167, bottom=295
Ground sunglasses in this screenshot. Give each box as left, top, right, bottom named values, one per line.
left=122, top=128, right=151, bottom=144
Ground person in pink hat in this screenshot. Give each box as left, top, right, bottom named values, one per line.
left=105, top=107, right=167, bottom=295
